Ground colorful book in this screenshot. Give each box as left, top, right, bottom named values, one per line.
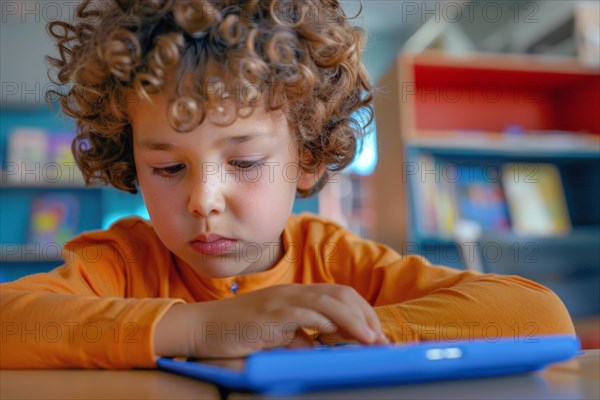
left=5, top=128, right=82, bottom=185
left=28, top=193, right=80, bottom=246
left=501, top=163, right=571, bottom=236
left=436, top=163, right=459, bottom=238
left=49, top=132, right=84, bottom=184
left=5, top=127, right=49, bottom=184
left=410, top=153, right=440, bottom=237
left=455, top=165, right=511, bottom=232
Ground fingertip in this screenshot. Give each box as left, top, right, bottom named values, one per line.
left=377, top=332, right=390, bottom=344
left=323, top=322, right=338, bottom=333
left=363, top=327, right=377, bottom=343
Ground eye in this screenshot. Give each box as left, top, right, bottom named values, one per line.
left=152, top=164, right=186, bottom=178
left=229, top=160, right=264, bottom=170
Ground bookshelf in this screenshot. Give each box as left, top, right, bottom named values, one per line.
left=0, top=182, right=149, bottom=281
left=372, top=50, right=600, bottom=315
left=318, top=173, right=375, bottom=239
left=0, top=108, right=144, bottom=282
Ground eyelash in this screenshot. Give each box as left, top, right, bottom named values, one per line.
left=152, top=164, right=185, bottom=178
left=151, top=160, right=264, bottom=179
left=229, top=160, right=264, bottom=170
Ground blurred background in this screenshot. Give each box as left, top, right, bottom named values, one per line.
left=1, top=1, right=599, bottom=344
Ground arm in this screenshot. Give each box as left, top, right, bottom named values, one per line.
left=0, top=221, right=183, bottom=369
left=318, top=228, right=575, bottom=343
left=370, top=256, right=576, bottom=343
left=0, top=276, right=180, bottom=369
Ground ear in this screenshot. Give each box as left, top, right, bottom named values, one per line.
left=296, top=150, right=325, bottom=191
left=297, top=163, right=326, bottom=192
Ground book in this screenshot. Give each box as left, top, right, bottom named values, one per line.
left=4, top=128, right=82, bottom=186
left=410, top=153, right=440, bottom=237
left=28, top=193, right=80, bottom=247
left=501, top=163, right=571, bottom=236
left=410, top=157, right=514, bottom=239
left=436, top=163, right=459, bottom=238
left=455, top=164, right=510, bottom=232
left=5, top=127, right=49, bottom=185
left=48, top=132, right=84, bottom=184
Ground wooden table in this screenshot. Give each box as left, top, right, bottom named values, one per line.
left=2, top=350, right=598, bottom=400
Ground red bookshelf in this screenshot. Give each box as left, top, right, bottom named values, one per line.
left=372, top=50, right=600, bottom=316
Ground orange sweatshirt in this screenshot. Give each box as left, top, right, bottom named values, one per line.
left=0, top=213, right=574, bottom=369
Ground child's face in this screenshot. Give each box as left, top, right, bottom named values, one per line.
left=129, top=95, right=315, bottom=277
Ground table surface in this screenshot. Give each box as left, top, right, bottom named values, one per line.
left=1, top=350, right=599, bottom=400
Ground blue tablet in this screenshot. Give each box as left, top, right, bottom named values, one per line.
left=157, top=335, right=580, bottom=395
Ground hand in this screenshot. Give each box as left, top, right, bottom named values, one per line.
left=154, top=283, right=389, bottom=358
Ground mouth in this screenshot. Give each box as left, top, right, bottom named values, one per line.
left=190, top=235, right=237, bottom=256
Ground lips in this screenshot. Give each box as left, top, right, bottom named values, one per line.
left=190, top=234, right=237, bottom=256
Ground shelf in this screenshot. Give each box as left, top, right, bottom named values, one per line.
left=372, top=50, right=600, bottom=252
left=0, top=262, right=62, bottom=283
left=0, top=183, right=97, bottom=190
left=405, top=50, right=600, bottom=75
left=409, top=236, right=457, bottom=247
left=414, top=227, right=600, bottom=277
left=406, top=131, right=600, bottom=158
left=475, top=227, right=600, bottom=276
left=402, top=51, right=600, bottom=138
left=479, top=225, right=600, bottom=241
left=1, top=244, right=65, bottom=263
left=421, top=226, right=600, bottom=244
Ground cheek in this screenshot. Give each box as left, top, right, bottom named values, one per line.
left=265, top=164, right=298, bottom=196
left=237, top=169, right=297, bottom=213
left=137, top=173, right=159, bottom=206
left=138, top=176, right=182, bottom=221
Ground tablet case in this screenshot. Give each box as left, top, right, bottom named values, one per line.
left=157, top=335, right=580, bottom=395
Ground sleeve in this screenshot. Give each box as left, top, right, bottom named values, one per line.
left=322, top=227, right=576, bottom=344
left=0, top=228, right=184, bottom=369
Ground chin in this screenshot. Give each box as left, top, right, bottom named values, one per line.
left=192, top=261, right=248, bottom=279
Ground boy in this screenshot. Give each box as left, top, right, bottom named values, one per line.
left=0, top=0, right=574, bottom=368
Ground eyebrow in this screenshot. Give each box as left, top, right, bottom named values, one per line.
left=137, top=140, right=176, bottom=151
left=137, top=133, right=275, bottom=151
left=222, top=134, right=272, bottom=145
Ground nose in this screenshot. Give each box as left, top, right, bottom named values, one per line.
left=187, top=172, right=226, bottom=217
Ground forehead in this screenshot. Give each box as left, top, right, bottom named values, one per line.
left=128, top=94, right=293, bottom=144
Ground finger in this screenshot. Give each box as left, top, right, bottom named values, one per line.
left=310, top=284, right=384, bottom=340
left=286, top=329, right=315, bottom=349
left=343, top=290, right=383, bottom=337
left=292, top=294, right=377, bottom=344
left=316, top=331, right=355, bottom=346
left=277, top=284, right=381, bottom=343
left=275, top=308, right=337, bottom=346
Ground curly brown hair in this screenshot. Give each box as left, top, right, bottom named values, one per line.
left=46, top=0, right=373, bottom=197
